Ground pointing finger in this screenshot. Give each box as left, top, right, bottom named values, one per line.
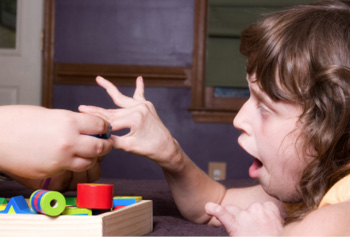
left=96, top=76, right=139, bottom=108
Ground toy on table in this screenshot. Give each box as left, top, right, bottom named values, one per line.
left=65, top=196, right=76, bottom=206
left=0, top=196, right=36, bottom=214
left=62, top=206, right=92, bottom=215
left=77, top=183, right=114, bottom=209
left=30, top=190, right=66, bottom=216
left=0, top=197, right=7, bottom=205
left=0, top=182, right=142, bottom=217
left=89, top=125, right=112, bottom=139
left=113, top=196, right=142, bottom=210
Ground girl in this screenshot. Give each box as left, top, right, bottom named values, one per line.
left=79, top=1, right=350, bottom=235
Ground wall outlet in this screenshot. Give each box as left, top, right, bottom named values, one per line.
left=208, top=162, right=226, bottom=180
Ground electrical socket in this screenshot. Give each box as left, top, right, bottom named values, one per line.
left=208, top=162, right=226, bottom=180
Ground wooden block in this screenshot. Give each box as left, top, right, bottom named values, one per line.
left=114, top=196, right=142, bottom=201
left=0, top=200, right=153, bottom=236
left=0, top=197, right=7, bottom=205
left=62, top=206, right=92, bottom=216
left=65, top=196, right=77, bottom=206
left=30, top=190, right=66, bottom=216
left=0, top=196, right=36, bottom=214
left=113, top=196, right=142, bottom=207
left=0, top=204, right=6, bottom=211
left=77, top=183, right=113, bottom=209
left=113, top=205, right=126, bottom=210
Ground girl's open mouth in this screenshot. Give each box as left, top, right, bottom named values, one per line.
left=248, top=158, right=263, bottom=178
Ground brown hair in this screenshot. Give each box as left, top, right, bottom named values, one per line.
left=240, top=0, right=350, bottom=222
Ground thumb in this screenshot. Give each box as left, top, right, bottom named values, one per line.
left=205, top=202, right=239, bottom=236
left=110, top=135, right=134, bottom=153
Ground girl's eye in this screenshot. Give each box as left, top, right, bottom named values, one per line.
left=256, top=101, right=269, bottom=114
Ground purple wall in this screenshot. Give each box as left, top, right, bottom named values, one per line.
left=53, top=84, right=253, bottom=179
left=52, top=0, right=253, bottom=179
left=54, top=0, right=194, bottom=66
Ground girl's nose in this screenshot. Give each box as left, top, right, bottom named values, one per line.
left=233, top=99, right=251, bottom=134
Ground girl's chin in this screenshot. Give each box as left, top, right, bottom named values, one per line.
left=248, top=158, right=263, bottom=179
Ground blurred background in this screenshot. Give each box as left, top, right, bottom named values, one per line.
left=0, top=0, right=313, bottom=180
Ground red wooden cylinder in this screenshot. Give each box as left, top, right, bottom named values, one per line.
left=77, top=183, right=114, bottom=209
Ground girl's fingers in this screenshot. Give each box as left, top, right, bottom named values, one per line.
left=110, top=134, right=141, bottom=153
left=78, top=105, right=111, bottom=122
left=96, top=76, right=139, bottom=108
left=110, top=135, right=126, bottom=150
left=205, top=202, right=238, bottom=235
left=79, top=104, right=143, bottom=132
left=133, top=76, right=146, bottom=101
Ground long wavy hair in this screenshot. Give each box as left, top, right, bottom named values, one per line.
left=240, top=0, right=350, bottom=222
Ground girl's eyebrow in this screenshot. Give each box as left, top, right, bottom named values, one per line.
left=249, top=82, right=278, bottom=112
left=246, top=74, right=276, bottom=107
left=249, top=82, right=271, bottom=104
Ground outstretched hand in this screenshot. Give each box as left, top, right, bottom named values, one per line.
left=79, top=76, right=178, bottom=167
left=205, top=201, right=284, bottom=236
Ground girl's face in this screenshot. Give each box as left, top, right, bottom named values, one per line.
left=234, top=74, right=312, bottom=202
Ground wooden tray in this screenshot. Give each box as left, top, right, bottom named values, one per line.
left=0, top=200, right=153, bottom=236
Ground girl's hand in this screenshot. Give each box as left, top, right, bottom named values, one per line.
left=205, top=201, right=284, bottom=236
left=79, top=76, right=179, bottom=168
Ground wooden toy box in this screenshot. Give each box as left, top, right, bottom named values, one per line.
left=0, top=200, right=152, bottom=236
